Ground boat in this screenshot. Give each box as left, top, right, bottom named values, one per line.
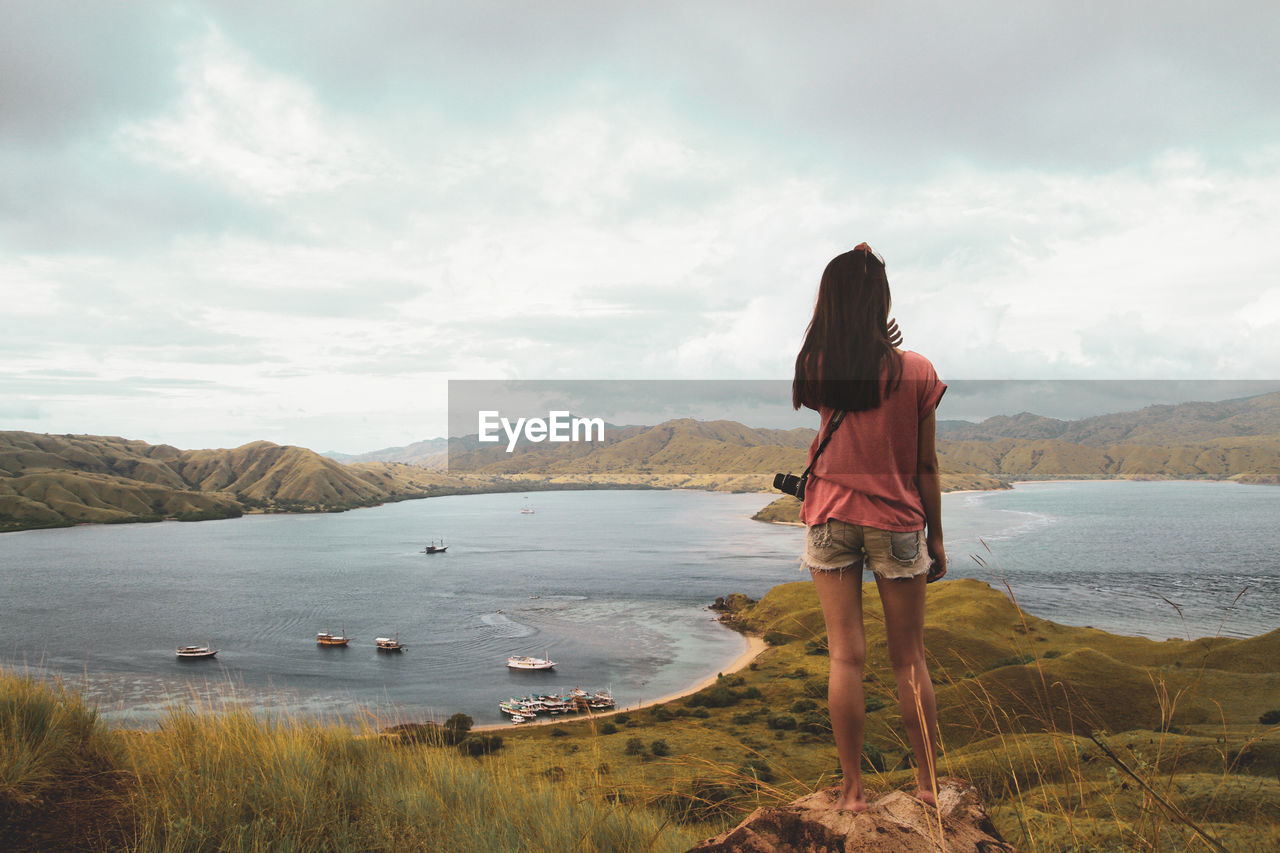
left=507, top=654, right=556, bottom=671
left=520, top=506, right=535, bottom=514
left=317, top=631, right=351, bottom=646
left=423, top=539, right=448, bottom=554
left=500, top=698, right=540, bottom=716
left=375, top=634, right=405, bottom=652
left=176, top=645, right=217, bottom=659
left=495, top=687, right=614, bottom=720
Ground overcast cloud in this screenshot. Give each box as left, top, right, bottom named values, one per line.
left=2, top=1, right=1278, bottom=452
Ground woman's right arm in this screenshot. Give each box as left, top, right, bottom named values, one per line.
left=917, top=410, right=947, bottom=582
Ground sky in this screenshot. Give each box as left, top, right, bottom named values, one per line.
left=3, top=1, right=1279, bottom=453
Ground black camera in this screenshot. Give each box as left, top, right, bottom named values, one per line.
left=773, top=472, right=805, bottom=501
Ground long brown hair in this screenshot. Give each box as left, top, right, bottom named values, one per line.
left=792, top=245, right=903, bottom=412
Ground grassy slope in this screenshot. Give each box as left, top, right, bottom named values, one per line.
left=4, top=579, right=1278, bottom=850
left=496, top=580, right=1280, bottom=851
left=0, top=672, right=703, bottom=852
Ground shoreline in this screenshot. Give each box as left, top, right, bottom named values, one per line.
left=474, top=632, right=769, bottom=733
left=753, top=483, right=1009, bottom=526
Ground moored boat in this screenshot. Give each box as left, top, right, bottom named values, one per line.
left=507, top=654, right=555, bottom=670
left=496, top=687, right=614, bottom=720
left=176, top=645, right=217, bottom=659
left=317, top=631, right=351, bottom=646
left=375, top=634, right=405, bottom=652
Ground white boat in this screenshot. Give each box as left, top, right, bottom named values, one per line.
left=176, top=645, right=217, bottom=659
left=520, top=507, right=535, bottom=514
left=500, top=699, right=539, bottom=716
left=507, top=654, right=556, bottom=670
left=375, top=634, right=405, bottom=652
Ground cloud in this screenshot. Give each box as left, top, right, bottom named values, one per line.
left=3, top=3, right=1279, bottom=451
left=118, top=28, right=381, bottom=201
left=0, top=3, right=183, bottom=145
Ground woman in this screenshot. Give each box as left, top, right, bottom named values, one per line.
left=792, top=243, right=947, bottom=812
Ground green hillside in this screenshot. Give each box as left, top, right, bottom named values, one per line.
left=0, top=432, right=469, bottom=532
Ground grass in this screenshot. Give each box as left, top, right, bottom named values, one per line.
left=0, top=671, right=706, bottom=852
left=0, top=671, right=121, bottom=809
left=4, top=572, right=1279, bottom=851
left=124, top=710, right=699, bottom=852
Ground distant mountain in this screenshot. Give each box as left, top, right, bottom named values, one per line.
left=324, top=438, right=449, bottom=469
left=443, top=417, right=1006, bottom=494
left=6, top=391, right=1276, bottom=533
left=933, top=392, right=1280, bottom=485
left=938, top=391, right=1280, bottom=445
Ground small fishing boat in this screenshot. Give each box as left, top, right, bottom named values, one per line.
left=375, top=634, right=405, bottom=652
left=423, top=539, right=448, bottom=554
left=507, top=654, right=556, bottom=671
left=176, top=645, right=217, bottom=659
left=317, top=631, right=351, bottom=646
left=520, top=506, right=534, bottom=514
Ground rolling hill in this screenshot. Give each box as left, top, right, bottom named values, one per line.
left=4, top=391, right=1276, bottom=533
left=0, top=432, right=464, bottom=532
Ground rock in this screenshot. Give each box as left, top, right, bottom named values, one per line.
left=711, top=593, right=756, bottom=613
left=688, top=777, right=1016, bottom=852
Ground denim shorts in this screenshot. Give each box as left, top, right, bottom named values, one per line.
left=801, top=519, right=932, bottom=580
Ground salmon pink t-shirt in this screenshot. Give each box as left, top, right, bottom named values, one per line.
left=799, top=350, right=946, bottom=532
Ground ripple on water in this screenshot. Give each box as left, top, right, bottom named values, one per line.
left=479, top=612, right=537, bottom=638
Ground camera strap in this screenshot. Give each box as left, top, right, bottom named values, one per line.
left=799, top=409, right=846, bottom=483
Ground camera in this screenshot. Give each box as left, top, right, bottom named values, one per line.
left=773, top=472, right=806, bottom=501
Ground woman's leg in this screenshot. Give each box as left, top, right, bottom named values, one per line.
left=810, top=567, right=869, bottom=811
left=874, top=572, right=940, bottom=805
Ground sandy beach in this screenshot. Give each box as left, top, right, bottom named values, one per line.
left=474, top=633, right=769, bottom=732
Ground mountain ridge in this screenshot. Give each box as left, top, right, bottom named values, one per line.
left=3, top=390, right=1277, bottom=533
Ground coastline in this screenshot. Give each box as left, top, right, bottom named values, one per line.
left=753, top=483, right=1009, bottom=526
left=474, top=633, right=769, bottom=733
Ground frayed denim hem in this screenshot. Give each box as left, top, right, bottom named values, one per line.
left=798, top=557, right=862, bottom=576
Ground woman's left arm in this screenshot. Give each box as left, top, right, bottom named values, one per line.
left=916, top=410, right=946, bottom=582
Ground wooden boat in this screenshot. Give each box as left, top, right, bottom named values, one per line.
left=375, top=634, right=405, bottom=652
left=317, top=631, right=351, bottom=646
left=423, top=539, right=448, bottom=554
left=176, top=645, right=217, bottom=659
left=507, top=654, right=555, bottom=671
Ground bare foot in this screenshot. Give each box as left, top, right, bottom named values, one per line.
left=834, top=785, right=868, bottom=812
left=912, top=788, right=938, bottom=808
left=835, top=795, right=868, bottom=813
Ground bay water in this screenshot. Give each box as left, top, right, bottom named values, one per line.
left=1, top=482, right=1276, bottom=726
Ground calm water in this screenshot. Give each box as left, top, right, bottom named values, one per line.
left=1, top=483, right=1276, bottom=726
left=945, top=480, right=1280, bottom=641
